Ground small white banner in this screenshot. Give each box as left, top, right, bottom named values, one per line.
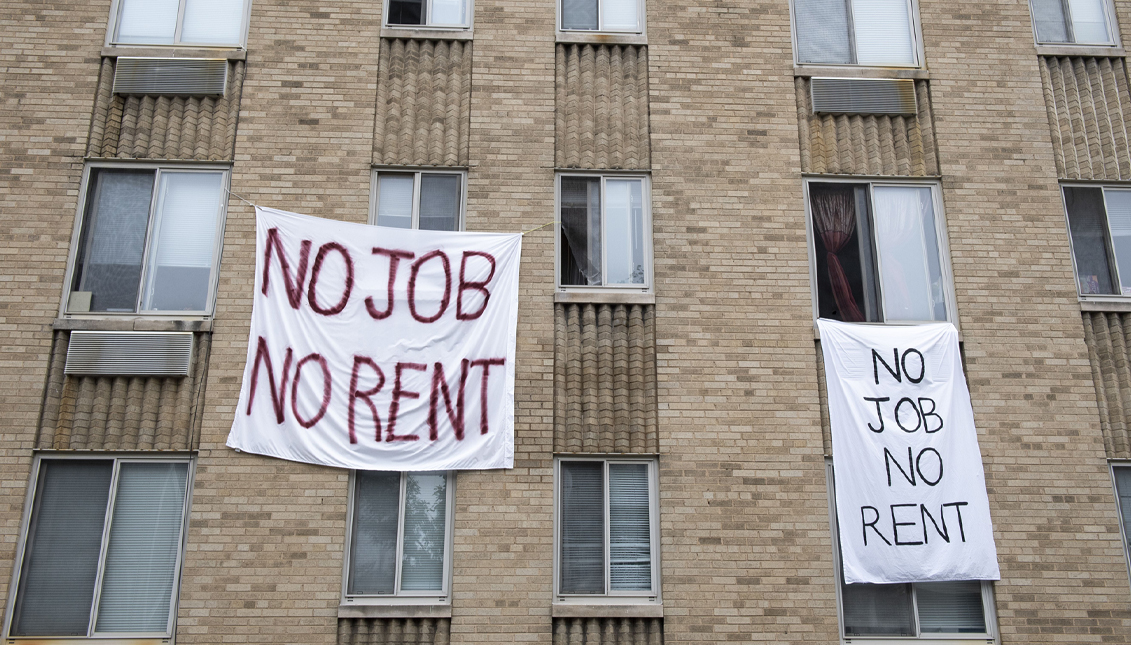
left=818, top=319, right=1000, bottom=584
left=227, top=206, right=521, bottom=471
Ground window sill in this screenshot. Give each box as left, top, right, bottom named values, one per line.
left=1079, top=298, right=1131, bottom=313
left=381, top=27, right=473, bottom=40
left=556, top=31, right=647, bottom=46
left=552, top=603, right=662, bottom=618
left=338, top=603, right=452, bottom=619
left=54, top=317, right=212, bottom=333
left=102, top=45, right=246, bottom=60
left=1035, top=44, right=1124, bottom=57
left=555, top=290, right=655, bottom=305
left=4, top=639, right=172, bottom=644
left=794, top=65, right=928, bottom=80
left=843, top=638, right=993, bottom=644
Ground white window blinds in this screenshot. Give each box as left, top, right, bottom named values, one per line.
left=794, top=0, right=917, bottom=65
left=181, top=0, right=245, bottom=45
left=608, top=464, right=651, bottom=591
left=376, top=174, right=415, bottom=229
left=116, top=0, right=179, bottom=44
left=851, top=0, right=915, bottom=65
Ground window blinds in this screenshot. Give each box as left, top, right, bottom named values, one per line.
left=377, top=174, right=415, bottom=229
left=851, top=0, right=915, bottom=65
left=559, top=462, right=605, bottom=594
left=1103, top=190, right=1131, bottom=296
left=11, top=460, right=113, bottom=637
left=841, top=582, right=915, bottom=636
left=1066, top=0, right=1111, bottom=43
left=795, top=0, right=852, bottom=64
left=604, top=180, right=646, bottom=285
left=349, top=472, right=401, bottom=594
left=419, top=174, right=461, bottom=232
left=116, top=0, right=179, bottom=44
left=95, top=463, right=189, bottom=633
left=400, top=472, right=448, bottom=591
left=608, top=464, right=651, bottom=591
left=181, top=0, right=245, bottom=45
left=915, top=581, right=986, bottom=633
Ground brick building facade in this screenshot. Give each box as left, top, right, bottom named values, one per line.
left=1, top=0, right=1131, bottom=642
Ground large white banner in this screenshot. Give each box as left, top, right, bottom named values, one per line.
left=227, top=207, right=521, bottom=471
left=818, top=319, right=1000, bottom=584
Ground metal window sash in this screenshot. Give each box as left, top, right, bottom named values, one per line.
left=844, top=0, right=859, bottom=64
left=1100, top=187, right=1127, bottom=294
left=393, top=472, right=408, bottom=594
left=1111, top=463, right=1131, bottom=595
left=602, top=460, right=611, bottom=595
left=86, top=460, right=122, bottom=637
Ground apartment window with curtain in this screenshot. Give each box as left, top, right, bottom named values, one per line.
left=557, top=174, right=652, bottom=290
left=1030, top=0, right=1116, bottom=45
left=385, top=0, right=471, bottom=28
left=792, top=0, right=920, bottom=66
left=806, top=180, right=953, bottom=323
left=560, top=0, right=643, bottom=33
left=65, top=164, right=229, bottom=316
left=1062, top=185, right=1131, bottom=297
left=344, top=471, right=454, bottom=603
left=108, top=0, right=251, bottom=47
left=555, top=458, right=659, bottom=602
left=371, top=170, right=465, bottom=232
left=7, top=457, right=192, bottom=639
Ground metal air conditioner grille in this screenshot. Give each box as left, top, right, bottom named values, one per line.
left=65, top=331, right=194, bottom=376
left=112, top=57, right=228, bottom=96
left=810, top=78, right=917, bottom=115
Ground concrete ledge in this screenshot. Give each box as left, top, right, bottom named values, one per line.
left=794, top=65, right=929, bottom=80
left=54, top=317, right=212, bottom=332
left=554, top=290, right=655, bottom=305
left=1036, top=44, right=1125, bottom=57
left=552, top=603, right=663, bottom=618
left=556, top=32, right=647, bottom=46
left=102, top=46, right=246, bottom=60
left=381, top=27, right=473, bottom=40
left=338, top=604, right=452, bottom=619
left=1080, top=299, right=1131, bottom=313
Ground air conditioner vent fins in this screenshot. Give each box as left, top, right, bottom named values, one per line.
left=112, top=57, right=228, bottom=96
left=810, top=77, right=917, bottom=115
left=64, top=331, right=194, bottom=376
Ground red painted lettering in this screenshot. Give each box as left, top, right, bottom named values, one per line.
left=428, top=359, right=469, bottom=440
left=262, top=227, right=312, bottom=309
left=456, top=251, right=496, bottom=321
left=348, top=356, right=386, bottom=444
left=470, top=358, right=506, bottom=435
left=307, top=242, right=354, bottom=316
left=407, top=250, right=452, bottom=323
left=246, top=336, right=293, bottom=423
left=291, top=353, right=331, bottom=429
left=365, top=248, right=415, bottom=320
left=387, top=362, right=427, bottom=441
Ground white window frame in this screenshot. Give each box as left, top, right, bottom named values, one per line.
left=1029, top=0, right=1119, bottom=46
left=554, top=173, right=654, bottom=293
left=341, top=471, right=456, bottom=606
left=825, top=461, right=998, bottom=644
left=369, top=169, right=467, bottom=231
left=382, top=0, right=474, bottom=30
left=105, top=0, right=253, bottom=48
left=803, top=178, right=957, bottom=324
left=557, top=0, right=646, bottom=34
left=1110, top=462, right=1131, bottom=592
left=789, top=0, right=925, bottom=68
left=1060, top=183, right=1131, bottom=302
left=61, top=162, right=231, bottom=319
left=3, top=453, right=194, bottom=641
left=552, top=457, right=661, bottom=605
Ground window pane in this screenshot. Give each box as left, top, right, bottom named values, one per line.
left=115, top=0, right=178, bottom=44
left=73, top=169, right=155, bottom=313
left=562, top=0, right=599, bottom=30
left=349, top=472, right=401, bottom=595
left=560, top=177, right=602, bottom=285
left=377, top=174, right=415, bottom=229
left=142, top=172, right=224, bottom=312
left=12, top=460, right=113, bottom=637
left=181, top=0, right=245, bottom=45
left=1067, top=0, right=1111, bottom=43
left=559, top=462, right=605, bottom=594
left=602, top=0, right=639, bottom=31
left=95, top=463, right=189, bottom=634
left=842, top=582, right=915, bottom=636
left=1114, top=467, right=1131, bottom=554
left=604, top=179, right=646, bottom=285
left=1031, top=0, right=1070, bottom=42
left=1104, top=190, right=1131, bottom=295
left=852, top=0, right=916, bottom=66
left=810, top=183, right=876, bottom=322
left=916, top=581, right=987, bottom=633
left=388, top=0, right=425, bottom=25
left=794, top=0, right=853, bottom=64
left=873, top=186, right=947, bottom=321
left=400, top=472, right=448, bottom=591
left=1065, top=187, right=1117, bottom=294
left=431, top=0, right=466, bottom=25
left=419, top=174, right=461, bottom=232
left=609, top=464, right=651, bottom=591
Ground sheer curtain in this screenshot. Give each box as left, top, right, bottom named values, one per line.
left=78, top=170, right=154, bottom=312
left=841, top=582, right=915, bottom=636
left=1031, top=0, right=1070, bottom=41
left=431, top=0, right=466, bottom=25
left=562, top=0, right=599, bottom=29
left=143, top=172, right=223, bottom=312
left=604, top=180, right=645, bottom=284
left=873, top=186, right=946, bottom=321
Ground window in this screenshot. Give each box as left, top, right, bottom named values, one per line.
left=108, top=0, right=250, bottom=47
left=7, top=457, right=192, bottom=638
left=1030, top=0, right=1116, bottom=45
left=1062, top=185, right=1131, bottom=297
left=344, top=471, right=454, bottom=602
left=826, top=462, right=995, bottom=640
left=554, top=459, right=659, bottom=601
left=1112, top=465, right=1131, bottom=577
left=66, top=165, right=228, bottom=315
left=557, top=174, right=651, bottom=290
left=792, top=0, right=920, bottom=66
left=371, top=171, right=465, bottom=231
left=806, top=180, right=952, bottom=323
left=559, top=0, right=642, bottom=32
left=385, top=0, right=470, bottom=28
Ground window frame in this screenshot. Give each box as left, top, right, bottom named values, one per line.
left=556, top=0, right=646, bottom=35
left=341, top=471, right=456, bottom=606
left=1059, top=182, right=1131, bottom=302
left=824, top=460, right=998, bottom=643
left=105, top=0, right=253, bottom=49
left=789, top=0, right=925, bottom=68
left=1029, top=0, right=1119, bottom=47
left=1109, top=462, right=1131, bottom=593
left=382, top=0, right=474, bottom=30
left=803, top=177, right=957, bottom=324
left=554, top=172, right=654, bottom=294
left=3, top=453, right=195, bottom=641
left=61, top=162, right=231, bottom=319
left=369, top=169, right=467, bottom=231
left=552, top=457, right=661, bottom=605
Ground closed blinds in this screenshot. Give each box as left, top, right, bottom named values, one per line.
left=559, top=462, right=605, bottom=594
left=608, top=464, right=651, bottom=591
left=349, top=472, right=401, bottom=594
left=841, top=582, right=915, bottom=636
left=915, top=581, right=986, bottom=633
left=116, top=0, right=179, bottom=44
left=400, top=472, right=448, bottom=591
left=1104, top=190, right=1131, bottom=296
left=181, top=0, right=245, bottom=45
left=95, top=462, right=189, bottom=633
left=795, top=0, right=852, bottom=64
left=852, top=0, right=915, bottom=65
left=419, top=174, right=461, bottom=232
left=377, top=174, right=415, bottom=229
